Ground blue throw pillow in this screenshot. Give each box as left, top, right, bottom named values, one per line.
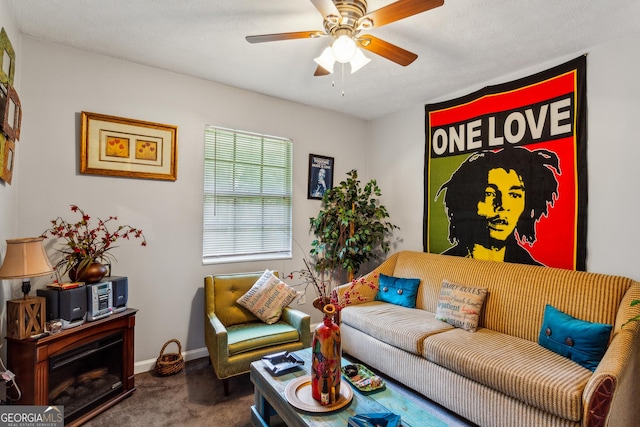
left=538, top=304, right=612, bottom=372
left=374, top=274, right=421, bottom=308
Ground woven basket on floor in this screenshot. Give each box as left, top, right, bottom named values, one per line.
left=155, top=339, right=184, bottom=376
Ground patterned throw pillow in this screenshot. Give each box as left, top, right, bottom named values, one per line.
left=236, top=269, right=298, bottom=324
left=435, top=280, right=488, bottom=332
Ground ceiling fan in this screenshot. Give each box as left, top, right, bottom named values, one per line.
left=246, top=0, right=444, bottom=76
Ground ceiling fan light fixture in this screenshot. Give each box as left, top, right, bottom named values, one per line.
left=349, top=48, right=371, bottom=74
left=314, top=46, right=335, bottom=74
left=332, top=35, right=357, bottom=63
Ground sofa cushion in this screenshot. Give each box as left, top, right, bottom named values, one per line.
left=227, top=321, right=299, bottom=356
left=435, top=280, right=488, bottom=332
left=374, top=274, right=421, bottom=308
left=236, top=269, right=298, bottom=324
left=538, top=304, right=612, bottom=372
left=422, top=328, right=591, bottom=422
left=341, top=301, right=454, bottom=355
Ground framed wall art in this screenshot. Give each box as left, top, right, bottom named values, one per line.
left=0, top=28, right=15, bottom=86
left=308, top=154, right=334, bottom=200
left=0, top=133, right=14, bottom=184
left=80, top=111, right=178, bottom=181
left=1, top=83, right=21, bottom=141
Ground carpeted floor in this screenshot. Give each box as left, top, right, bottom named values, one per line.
left=83, top=357, right=258, bottom=427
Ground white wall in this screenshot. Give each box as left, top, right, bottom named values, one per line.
left=15, top=36, right=367, bottom=366
left=368, top=32, right=640, bottom=281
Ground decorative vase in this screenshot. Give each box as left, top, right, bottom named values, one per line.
left=311, top=303, right=341, bottom=405
left=69, top=261, right=108, bottom=283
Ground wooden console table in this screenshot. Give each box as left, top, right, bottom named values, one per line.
left=6, top=308, right=138, bottom=426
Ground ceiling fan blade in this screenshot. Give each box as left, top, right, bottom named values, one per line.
left=314, top=65, right=331, bottom=76
left=246, top=31, right=324, bottom=43
left=359, top=0, right=444, bottom=29
left=358, top=34, right=418, bottom=66
left=309, top=0, right=340, bottom=19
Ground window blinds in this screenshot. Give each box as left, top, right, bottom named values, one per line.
left=203, top=126, right=292, bottom=263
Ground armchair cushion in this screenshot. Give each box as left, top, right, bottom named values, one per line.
left=227, top=321, right=300, bottom=356
left=236, top=269, right=298, bottom=324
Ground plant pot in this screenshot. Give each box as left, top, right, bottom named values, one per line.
left=69, top=261, right=108, bottom=283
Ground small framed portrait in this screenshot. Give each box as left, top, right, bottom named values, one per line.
left=1, top=83, right=21, bottom=141
left=0, top=132, right=14, bottom=184
left=0, top=28, right=16, bottom=86
left=308, top=154, right=334, bottom=200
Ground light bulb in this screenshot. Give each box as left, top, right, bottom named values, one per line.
left=332, top=35, right=357, bottom=63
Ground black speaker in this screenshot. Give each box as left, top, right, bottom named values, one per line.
left=37, top=287, right=87, bottom=328
left=106, top=276, right=128, bottom=313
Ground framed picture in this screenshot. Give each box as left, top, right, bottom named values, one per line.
left=1, top=83, right=21, bottom=141
left=308, top=154, right=334, bottom=200
left=80, top=111, right=178, bottom=181
left=0, top=28, right=15, bottom=86
left=0, top=132, right=14, bottom=184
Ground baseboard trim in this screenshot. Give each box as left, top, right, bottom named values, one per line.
left=134, top=347, right=210, bottom=374
left=135, top=323, right=318, bottom=375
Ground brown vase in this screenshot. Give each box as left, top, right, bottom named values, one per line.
left=69, top=261, right=108, bottom=283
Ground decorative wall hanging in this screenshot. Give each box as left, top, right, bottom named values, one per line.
left=0, top=28, right=15, bottom=86
left=424, top=56, right=587, bottom=270
left=308, top=154, right=334, bottom=200
left=1, top=83, right=21, bottom=141
left=0, top=28, right=18, bottom=186
left=80, top=111, right=178, bottom=181
left=0, top=132, right=14, bottom=184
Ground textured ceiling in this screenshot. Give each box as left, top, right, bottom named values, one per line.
left=7, top=0, right=640, bottom=120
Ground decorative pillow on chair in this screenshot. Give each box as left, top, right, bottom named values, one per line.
left=374, top=274, right=421, bottom=308
left=435, top=280, right=488, bottom=332
left=236, top=269, right=298, bottom=324
left=538, top=304, right=612, bottom=372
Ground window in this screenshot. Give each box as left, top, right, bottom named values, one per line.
left=203, top=126, right=293, bottom=264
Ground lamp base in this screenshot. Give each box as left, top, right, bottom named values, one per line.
left=7, top=296, right=45, bottom=339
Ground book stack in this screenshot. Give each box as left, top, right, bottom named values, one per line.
left=46, top=282, right=85, bottom=290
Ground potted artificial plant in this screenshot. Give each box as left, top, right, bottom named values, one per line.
left=309, top=169, right=398, bottom=290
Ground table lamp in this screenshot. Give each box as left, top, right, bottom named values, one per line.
left=0, top=237, right=54, bottom=339
left=0, top=237, right=54, bottom=298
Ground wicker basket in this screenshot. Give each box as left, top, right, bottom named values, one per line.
left=155, top=339, right=184, bottom=376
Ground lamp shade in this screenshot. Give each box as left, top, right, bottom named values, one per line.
left=0, top=237, right=54, bottom=279
left=314, top=47, right=336, bottom=74
left=332, top=35, right=357, bottom=63
left=350, top=48, right=371, bottom=74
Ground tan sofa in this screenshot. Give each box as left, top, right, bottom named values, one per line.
left=339, top=251, right=640, bottom=427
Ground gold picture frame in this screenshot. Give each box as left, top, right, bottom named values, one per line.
left=0, top=28, right=16, bottom=86
left=80, top=111, right=178, bottom=181
left=0, top=132, right=15, bottom=184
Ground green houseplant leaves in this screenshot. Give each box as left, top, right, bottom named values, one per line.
left=309, top=169, right=398, bottom=284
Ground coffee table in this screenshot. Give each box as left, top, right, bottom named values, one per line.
left=250, top=348, right=460, bottom=427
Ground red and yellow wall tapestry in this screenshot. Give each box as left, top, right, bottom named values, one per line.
left=424, top=56, right=587, bottom=270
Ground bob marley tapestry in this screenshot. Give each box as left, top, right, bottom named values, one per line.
left=424, top=56, right=587, bottom=270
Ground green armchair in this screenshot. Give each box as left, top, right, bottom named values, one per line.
left=204, top=271, right=311, bottom=395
